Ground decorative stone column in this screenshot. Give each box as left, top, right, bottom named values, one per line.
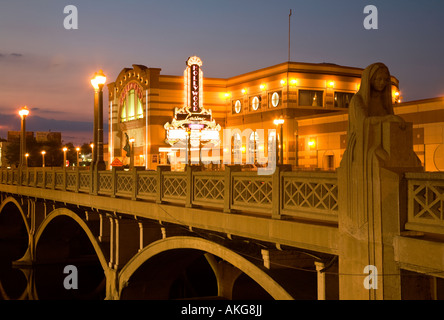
left=337, top=63, right=423, bottom=300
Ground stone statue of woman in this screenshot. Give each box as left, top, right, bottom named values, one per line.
left=338, top=63, right=422, bottom=298
left=346, top=62, right=405, bottom=164
left=340, top=62, right=420, bottom=229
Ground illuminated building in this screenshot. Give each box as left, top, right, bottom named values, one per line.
left=107, top=58, right=408, bottom=169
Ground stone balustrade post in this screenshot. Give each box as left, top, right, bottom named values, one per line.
left=223, top=165, right=241, bottom=213
left=186, top=164, right=202, bottom=208
left=156, top=165, right=171, bottom=204
left=272, top=164, right=291, bottom=219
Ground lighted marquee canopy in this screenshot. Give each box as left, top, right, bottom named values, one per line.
left=164, top=56, right=221, bottom=147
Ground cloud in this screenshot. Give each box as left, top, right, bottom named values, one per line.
left=0, top=52, right=23, bottom=59
left=30, top=107, right=68, bottom=115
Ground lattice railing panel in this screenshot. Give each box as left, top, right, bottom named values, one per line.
left=138, top=174, right=157, bottom=195
left=411, top=183, right=444, bottom=221
left=405, top=173, right=444, bottom=234
left=45, top=172, right=53, bottom=187
left=29, top=171, right=35, bottom=185
left=36, top=171, right=44, bottom=186
left=194, top=174, right=224, bottom=203
left=283, top=181, right=338, bottom=212
left=116, top=173, right=133, bottom=195
left=406, top=173, right=444, bottom=231
left=12, top=171, right=18, bottom=185
left=280, top=172, right=338, bottom=221
left=79, top=172, right=90, bottom=191
left=55, top=172, right=64, bottom=188
left=21, top=172, right=28, bottom=185
left=99, top=173, right=112, bottom=193
left=66, top=172, right=76, bottom=189
left=232, top=176, right=273, bottom=208
left=163, top=174, right=187, bottom=200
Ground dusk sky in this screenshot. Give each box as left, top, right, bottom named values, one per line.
left=1, top=0, right=444, bottom=145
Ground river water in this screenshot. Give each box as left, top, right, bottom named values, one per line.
left=0, top=208, right=105, bottom=300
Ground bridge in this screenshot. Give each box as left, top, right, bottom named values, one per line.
left=1, top=142, right=444, bottom=300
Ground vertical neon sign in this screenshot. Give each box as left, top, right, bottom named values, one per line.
left=185, top=56, right=203, bottom=114
left=190, top=64, right=200, bottom=113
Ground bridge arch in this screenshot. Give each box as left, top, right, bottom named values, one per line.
left=0, top=196, right=30, bottom=236
left=34, top=208, right=108, bottom=272
left=0, top=196, right=30, bottom=263
left=118, top=236, right=294, bottom=300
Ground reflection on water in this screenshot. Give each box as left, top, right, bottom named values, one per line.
left=0, top=240, right=106, bottom=300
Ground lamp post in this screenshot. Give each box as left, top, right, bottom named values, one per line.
left=273, top=118, right=285, bottom=165
left=18, top=106, right=30, bottom=168
left=63, top=147, right=68, bottom=168
left=91, top=70, right=106, bottom=170
left=76, top=147, right=80, bottom=167
left=25, top=153, right=29, bottom=167
left=41, top=151, right=46, bottom=168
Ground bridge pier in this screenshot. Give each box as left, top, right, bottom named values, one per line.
left=338, top=121, right=422, bottom=299
left=138, top=220, right=162, bottom=251
left=12, top=198, right=43, bottom=266
left=109, top=216, right=140, bottom=269
left=205, top=253, right=242, bottom=299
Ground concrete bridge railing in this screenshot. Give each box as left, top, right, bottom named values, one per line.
left=405, top=172, right=444, bottom=235
left=3, top=166, right=444, bottom=235
left=0, top=165, right=339, bottom=224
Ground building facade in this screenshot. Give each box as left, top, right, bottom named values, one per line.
left=297, top=97, right=444, bottom=171
left=107, top=58, right=407, bottom=170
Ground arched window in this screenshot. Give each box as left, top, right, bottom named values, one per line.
left=232, top=133, right=242, bottom=164
left=248, top=131, right=258, bottom=164
left=268, top=131, right=277, bottom=165
left=121, top=89, right=143, bottom=122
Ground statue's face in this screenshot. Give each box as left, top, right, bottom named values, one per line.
left=371, top=68, right=389, bottom=92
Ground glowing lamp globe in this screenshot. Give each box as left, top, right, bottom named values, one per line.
left=91, top=70, right=106, bottom=90
left=19, top=106, right=30, bottom=118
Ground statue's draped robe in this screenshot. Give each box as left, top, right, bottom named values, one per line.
left=341, top=63, right=401, bottom=230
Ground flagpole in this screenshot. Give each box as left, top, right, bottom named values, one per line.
left=288, top=9, right=292, bottom=62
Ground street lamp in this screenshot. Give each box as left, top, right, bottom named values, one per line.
left=76, top=147, right=80, bottom=167
left=18, top=106, right=30, bottom=167
left=63, top=147, right=68, bottom=167
left=41, top=150, right=46, bottom=168
left=273, top=118, right=285, bottom=165
left=25, top=153, right=29, bottom=167
left=91, top=70, right=106, bottom=170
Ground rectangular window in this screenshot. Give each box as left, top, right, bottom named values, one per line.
left=298, top=90, right=323, bottom=107
left=334, top=92, right=354, bottom=108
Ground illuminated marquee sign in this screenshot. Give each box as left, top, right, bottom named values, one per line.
left=185, top=56, right=203, bottom=114
left=164, top=56, right=221, bottom=148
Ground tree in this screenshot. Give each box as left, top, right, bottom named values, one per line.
left=5, top=139, right=20, bottom=167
